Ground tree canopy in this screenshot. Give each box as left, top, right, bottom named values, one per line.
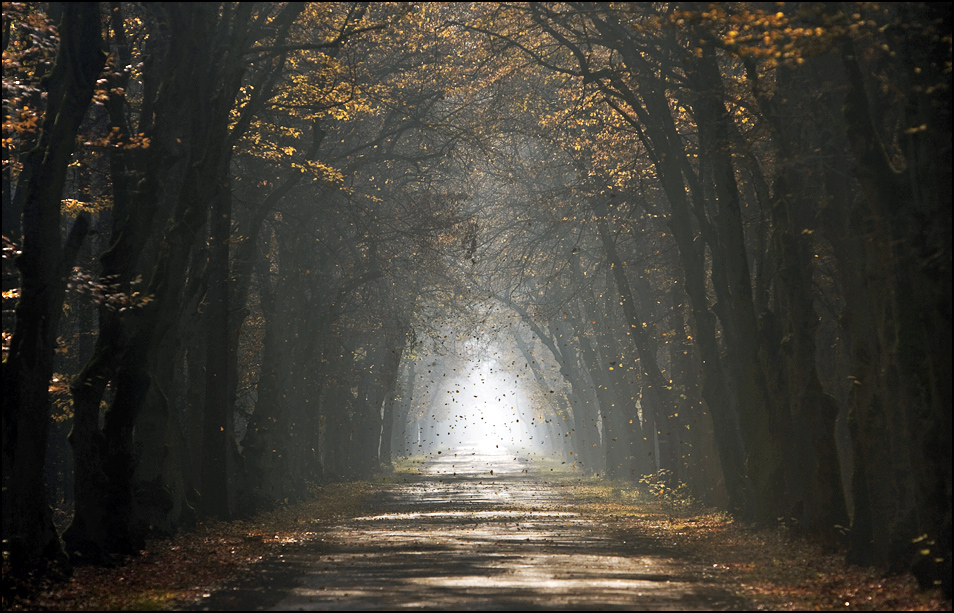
left=2, top=0, right=950, bottom=597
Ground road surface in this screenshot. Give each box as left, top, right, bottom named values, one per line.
left=193, top=447, right=746, bottom=610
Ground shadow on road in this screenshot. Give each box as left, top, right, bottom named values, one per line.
left=192, top=448, right=747, bottom=610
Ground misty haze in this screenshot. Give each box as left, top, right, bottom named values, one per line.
left=2, top=2, right=950, bottom=610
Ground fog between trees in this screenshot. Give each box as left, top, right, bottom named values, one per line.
left=2, top=1, right=950, bottom=596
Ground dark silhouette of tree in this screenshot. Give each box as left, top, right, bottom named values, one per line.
left=1, top=1, right=948, bottom=593
left=2, top=2, right=104, bottom=573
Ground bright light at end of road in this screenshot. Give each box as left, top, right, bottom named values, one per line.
left=448, top=362, right=535, bottom=456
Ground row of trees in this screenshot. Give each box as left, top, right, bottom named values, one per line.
left=451, top=1, right=950, bottom=591
left=2, top=1, right=489, bottom=572
left=2, top=0, right=950, bottom=596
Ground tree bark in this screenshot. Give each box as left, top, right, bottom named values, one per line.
left=835, top=32, right=951, bottom=581
left=592, top=206, right=679, bottom=476
left=687, top=47, right=791, bottom=523
left=745, top=56, right=850, bottom=539
left=2, top=2, right=104, bottom=573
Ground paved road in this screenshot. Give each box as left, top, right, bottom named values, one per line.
left=194, top=447, right=745, bottom=610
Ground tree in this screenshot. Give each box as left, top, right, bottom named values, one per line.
left=2, top=2, right=104, bottom=573
left=2, top=2, right=948, bottom=591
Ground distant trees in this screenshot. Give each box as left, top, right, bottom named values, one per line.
left=460, top=0, right=950, bottom=591
left=2, top=0, right=949, bottom=594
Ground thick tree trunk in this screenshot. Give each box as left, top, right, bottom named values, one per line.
left=599, top=276, right=653, bottom=479
left=669, top=284, right=726, bottom=507
left=131, top=345, right=195, bottom=538
left=351, top=339, right=387, bottom=479
left=241, top=247, right=292, bottom=505
left=834, top=35, right=951, bottom=585
left=2, top=2, right=103, bottom=573
left=688, top=48, right=792, bottom=523
left=390, top=358, right=416, bottom=457
left=66, top=3, right=255, bottom=556
left=573, top=321, right=626, bottom=477
left=65, top=10, right=167, bottom=560
left=202, top=184, right=234, bottom=518
left=745, top=58, right=850, bottom=539
left=378, top=330, right=408, bottom=469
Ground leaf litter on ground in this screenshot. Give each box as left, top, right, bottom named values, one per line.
left=2, top=481, right=374, bottom=611
left=2, top=471, right=951, bottom=611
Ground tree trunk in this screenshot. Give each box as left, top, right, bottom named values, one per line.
left=390, top=357, right=416, bottom=457
left=3, top=2, right=103, bottom=573
left=569, top=254, right=644, bottom=480
left=202, top=183, right=234, bottom=518
left=747, top=57, right=849, bottom=539
left=547, top=319, right=603, bottom=473
left=378, top=330, right=408, bottom=469
left=592, top=207, right=678, bottom=476
left=66, top=3, right=256, bottom=556
left=688, top=47, right=791, bottom=523
left=834, top=33, right=951, bottom=584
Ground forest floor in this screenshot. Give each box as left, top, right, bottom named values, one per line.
left=2, top=450, right=951, bottom=611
